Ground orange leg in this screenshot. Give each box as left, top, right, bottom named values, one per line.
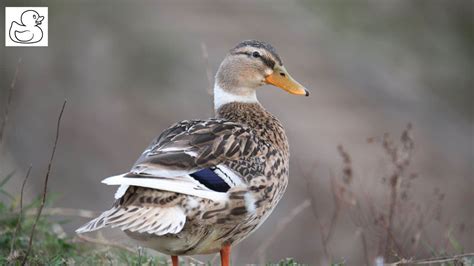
left=171, top=255, right=179, bottom=266
left=220, top=244, right=231, bottom=266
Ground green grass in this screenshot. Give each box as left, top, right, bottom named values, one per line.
left=0, top=197, right=164, bottom=265
left=0, top=174, right=305, bottom=265
left=0, top=202, right=304, bottom=265
left=0, top=170, right=170, bottom=265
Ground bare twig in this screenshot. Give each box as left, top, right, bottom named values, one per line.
left=9, top=165, right=32, bottom=256
left=0, top=207, right=99, bottom=220
left=184, top=256, right=206, bottom=265
left=0, top=58, right=22, bottom=145
left=209, top=253, right=219, bottom=265
left=75, top=234, right=136, bottom=253
left=383, top=125, right=414, bottom=259
left=358, top=229, right=370, bottom=266
left=305, top=146, right=352, bottom=260
left=300, top=164, right=331, bottom=259
left=325, top=173, right=341, bottom=244
left=21, top=100, right=67, bottom=265
left=200, top=42, right=214, bottom=97
left=337, top=145, right=353, bottom=185
left=384, top=173, right=399, bottom=258
left=137, top=246, right=143, bottom=265
left=387, top=252, right=474, bottom=265
left=256, top=199, right=311, bottom=264
left=26, top=207, right=99, bottom=218
left=386, top=226, right=404, bottom=258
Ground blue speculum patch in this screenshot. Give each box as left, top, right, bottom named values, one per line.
left=190, top=168, right=230, bottom=192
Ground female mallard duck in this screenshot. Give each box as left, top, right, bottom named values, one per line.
left=76, top=40, right=309, bottom=265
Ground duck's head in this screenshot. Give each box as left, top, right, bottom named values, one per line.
left=214, top=40, right=308, bottom=110
left=21, top=10, right=44, bottom=26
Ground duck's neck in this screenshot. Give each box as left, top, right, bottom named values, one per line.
left=213, top=83, right=259, bottom=112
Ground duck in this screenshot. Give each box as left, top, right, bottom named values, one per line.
left=9, top=10, right=44, bottom=44
left=76, top=40, right=309, bottom=266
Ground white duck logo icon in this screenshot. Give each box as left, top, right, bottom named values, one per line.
left=9, top=10, right=44, bottom=44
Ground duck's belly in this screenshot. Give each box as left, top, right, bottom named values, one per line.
left=126, top=225, right=233, bottom=255
left=125, top=211, right=272, bottom=256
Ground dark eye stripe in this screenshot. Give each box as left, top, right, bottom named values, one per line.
left=232, top=51, right=276, bottom=69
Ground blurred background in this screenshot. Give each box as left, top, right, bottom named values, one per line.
left=1, top=0, right=472, bottom=264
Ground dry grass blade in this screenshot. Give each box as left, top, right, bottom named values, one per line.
left=74, top=234, right=136, bottom=253
left=358, top=229, right=370, bottom=266
left=1, top=207, right=99, bottom=220
left=183, top=255, right=206, bottom=265
left=299, top=163, right=331, bottom=259
left=387, top=252, right=474, bottom=265
left=21, top=100, right=67, bottom=265
left=9, top=165, right=32, bottom=257
left=26, top=207, right=99, bottom=218
left=256, top=199, right=311, bottom=264
left=0, top=58, right=22, bottom=145
left=209, top=253, right=219, bottom=265
left=304, top=146, right=353, bottom=261
left=383, top=124, right=414, bottom=258
left=200, top=42, right=214, bottom=96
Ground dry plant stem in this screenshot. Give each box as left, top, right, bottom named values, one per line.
left=209, top=253, right=219, bottom=265
left=200, top=42, right=214, bottom=96
left=386, top=226, right=404, bottom=257
left=75, top=234, right=136, bottom=253
left=255, top=199, right=311, bottom=264
left=384, top=173, right=399, bottom=258
left=300, top=164, right=330, bottom=259
left=1, top=207, right=99, bottom=220
left=359, top=229, right=370, bottom=266
left=350, top=200, right=372, bottom=264
left=21, top=100, right=67, bottom=266
left=338, top=144, right=374, bottom=264
left=185, top=255, right=206, bottom=265
left=311, top=200, right=330, bottom=259
left=26, top=207, right=99, bottom=218
left=0, top=58, right=22, bottom=145
left=172, top=255, right=206, bottom=266
left=383, top=125, right=413, bottom=259
left=9, top=165, right=32, bottom=256
left=325, top=173, right=341, bottom=244
left=387, top=252, right=474, bottom=265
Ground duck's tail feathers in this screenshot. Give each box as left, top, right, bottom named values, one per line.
left=75, top=205, right=186, bottom=236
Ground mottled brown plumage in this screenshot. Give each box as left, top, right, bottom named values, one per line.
left=76, top=40, right=308, bottom=263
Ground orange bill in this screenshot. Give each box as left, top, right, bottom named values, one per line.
left=265, top=66, right=309, bottom=96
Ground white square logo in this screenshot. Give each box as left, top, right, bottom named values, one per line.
left=5, top=7, right=48, bottom=47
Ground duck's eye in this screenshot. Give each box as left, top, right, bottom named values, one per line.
left=33, top=15, right=36, bottom=19
left=252, top=51, right=261, bottom=58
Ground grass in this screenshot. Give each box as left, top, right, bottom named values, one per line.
left=0, top=176, right=304, bottom=265
left=0, top=195, right=144, bottom=265
left=0, top=167, right=171, bottom=265
left=0, top=191, right=170, bottom=265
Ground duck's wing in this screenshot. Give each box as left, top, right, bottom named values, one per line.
left=102, top=119, right=262, bottom=201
